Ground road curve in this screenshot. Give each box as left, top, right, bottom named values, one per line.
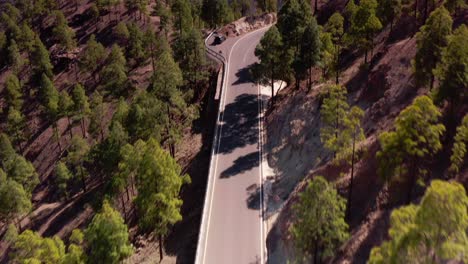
left=196, top=27, right=270, bottom=264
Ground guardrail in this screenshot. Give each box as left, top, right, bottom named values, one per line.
left=194, top=30, right=227, bottom=264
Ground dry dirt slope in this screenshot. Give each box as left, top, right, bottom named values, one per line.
left=264, top=2, right=468, bottom=263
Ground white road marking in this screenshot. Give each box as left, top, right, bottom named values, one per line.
left=198, top=27, right=269, bottom=264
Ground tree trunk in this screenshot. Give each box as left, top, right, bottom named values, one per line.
left=415, top=0, right=418, bottom=18
left=346, top=134, right=356, bottom=221
left=121, top=194, right=126, bottom=220
left=406, top=161, right=417, bottom=204
left=159, top=234, right=164, bottom=261
left=335, top=44, right=340, bottom=84
left=80, top=165, right=87, bottom=192
left=67, top=116, right=73, bottom=139
left=54, top=122, right=62, bottom=153
left=314, top=0, right=318, bottom=15
left=423, top=0, right=428, bottom=22
left=313, top=242, right=319, bottom=264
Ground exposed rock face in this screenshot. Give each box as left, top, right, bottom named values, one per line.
left=219, top=13, right=277, bottom=37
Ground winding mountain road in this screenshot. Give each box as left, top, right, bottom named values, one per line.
left=196, top=27, right=270, bottom=264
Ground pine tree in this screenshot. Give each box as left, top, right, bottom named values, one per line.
left=11, top=230, right=66, bottom=263
left=101, top=44, right=128, bottom=95
left=63, top=229, right=86, bottom=264
left=8, top=40, right=24, bottom=74
left=449, top=114, right=468, bottom=177
left=290, top=176, right=349, bottom=263
left=55, top=161, right=72, bottom=199
left=6, top=107, right=27, bottom=152
left=133, top=138, right=190, bottom=261
left=368, top=180, right=468, bottom=264
left=89, top=92, right=106, bottom=141
left=297, top=18, right=321, bottom=90
left=59, top=90, right=75, bottom=139
left=32, top=36, right=53, bottom=77
left=52, top=11, right=76, bottom=51
left=4, top=74, right=23, bottom=110
left=84, top=200, right=132, bottom=264
left=434, top=24, right=467, bottom=111
left=154, top=1, right=172, bottom=37
left=253, top=26, right=290, bottom=99
left=173, top=27, right=209, bottom=93
left=414, top=7, right=452, bottom=89
left=377, top=96, right=445, bottom=203
left=67, top=136, right=90, bottom=192
left=126, top=23, right=146, bottom=65
left=325, top=12, right=344, bottom=84
left=347, top=0, right=382, bottom=64
left=72, top=84, right=91, bottom=138
left=0, top=169, right=32, bottom=225
left=172, top=0, right=193, bottom=35
left=277, top=0, right=313, bottom=88
left=80, top=35, right=106, bottom=81
left=18, top=23, right=36, bottom=59
left=114, top=22, right=130, bottom=46
left=320, top=84, right=350, bottom=157
left=3, top=154, right=39, bottom=194
left=377, top=0, right=402, bottom=33
left=0, top=133, right=15, bottom=163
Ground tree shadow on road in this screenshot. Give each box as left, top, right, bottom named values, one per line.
left=232, top=65, right=255, bottom=86
left=220, top=151, right=259, bottom=178
left=217, top=93, right=264, bottom=154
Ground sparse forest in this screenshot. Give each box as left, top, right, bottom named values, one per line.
left=0, top=0, right=466, bottom=263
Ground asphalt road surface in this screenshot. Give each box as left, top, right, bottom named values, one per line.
left=197, top=27, right=270, bottom=264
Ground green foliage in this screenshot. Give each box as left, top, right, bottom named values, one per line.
left=290, top=176, right=349, bottom=262
left=173, top=27, right=209, bottom=93
left=215, top=0, right=234, bottom=25
left=0, top=168, right=32, bottom=222
left=72, top=84, right=91, bottom=137
left=84, top=200, right=132, bottom=264
left=52, top=10, right=76, bottom=51
left=253, top=26, right=291, bottom=98
left=377, top=0, right=402, bottom=29
left=347, top=0, right=382, bottom=63
left=320, top=84, right=350, bottom=157
left=59, top=90, right=74, bottom=121
left=3, top=223, right=18, bottom=243
left=277, top=0, right=314, bottom=86
left=172, top=0, right=193, bottom=35
left=4, top=74, right=23, bottom=110
left=18, top=23, right=36, bottom=54
left=114, top=22, right=129, bottom=45
left=40, top=74, right=59, bottom=118
left=377, top=96, right=445, bottom=201
left=0, top=133, right=15, bottom=163
left=3, top=153, right=39, bottom=194
left=55, top=161, right=73, bottom=198
left=368, top=180, right=468, bottom=263
left=413, top=7, right=453, bottom=88
left=6, top=107, right=27, bottom=148
left=11, top=230, right=66, bottom=264
left=101, top=44, right=128, bottom=95
left=80, top=35, right=106, bottom=79
left=8, top=40, right=25, bottom=74
left=444, top=0, right=467, bottom=12
left=67, top=136, right=90, bottom=189
left=257, top=0, right=277, bottom=13
left=122, top=138, right=190, bottom=235
left=434, top=24, right=467, bottom=107
left=296, top=18, right=321, bottom=88
left=89, top=92, right=106, bottom=140
left=154, top=2, right=172, bottom=35
left=126, top=23, right=146, bottom=65
left=449, top=114, right=468, bottom=176
left=32, top=36, right=53, bottom=77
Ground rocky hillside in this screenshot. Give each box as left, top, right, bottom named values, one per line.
left=265, top=0, right=467, bottom=263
